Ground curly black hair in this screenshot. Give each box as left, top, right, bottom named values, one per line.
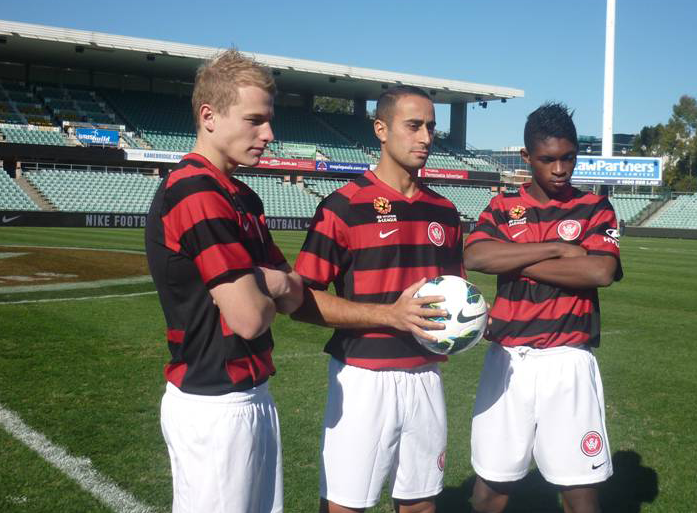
left=524, top=102, right=578, bottom=153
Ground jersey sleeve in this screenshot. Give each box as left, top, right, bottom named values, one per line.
left=581, top=196, right=623, bottom=281
left=464, top=194, right=509, bottom=247
left=161, top=173, right=254, bottom=289
left=294, top=193, right=349, bottom=290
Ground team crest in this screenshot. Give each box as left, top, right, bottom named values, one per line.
left=428, top=222, right=445, bottom=246
left=557, top=219, right=582, bottom=241
left=509, top=205, right=526, bottom=220
left=581, top=431, right=603, bottom=457
left=373, top=196, right=392, bottom=215
left=437, top=451, right=446, bottom=471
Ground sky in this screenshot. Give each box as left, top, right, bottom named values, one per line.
left=2, top=0, right=696, bottom=150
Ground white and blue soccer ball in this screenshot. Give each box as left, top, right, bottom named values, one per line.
left=413, top=275, right=488, bottom=355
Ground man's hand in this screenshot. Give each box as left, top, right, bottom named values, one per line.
left=385, top=278, right=448, bottom=342
left=555, top=242, right=587, bottom=259
left=255, top=267, right=304, bottom=314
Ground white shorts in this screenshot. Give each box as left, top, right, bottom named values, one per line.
left=160, top=381, right=283, bottom=513
left=320, top=358, right=447, bottom=508
left=471, top=344, right=612, bottom=486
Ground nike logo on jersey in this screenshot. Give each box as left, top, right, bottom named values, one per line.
left=242, top=221, right=250, bottom=231
left=591, top=461, right=607, bottom=470
left=457, top=311, right=486, bottom=324
left=379, top=228, right=399, bottom=239
left=511, top=229, right=527, bottom=239
left=2, top=215, right=20, bottom=224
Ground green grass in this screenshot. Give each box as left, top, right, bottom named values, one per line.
left=0, top=227, right=696, bottom=512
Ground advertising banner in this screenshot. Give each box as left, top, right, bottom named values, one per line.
left=315, top=161, right=370, bottom=173
left=572, top=156, right=662, bottom=186
left=255, top=157, right=316, bottom=171
left=265, top=216, right=312, bottom=231
left=76, top=128, right=119, bottom=146
left=282, top=143, right=316, bottom=159
left=123, top=148, right=186, bottom=163
left=419, top=168, right=470, bottom=180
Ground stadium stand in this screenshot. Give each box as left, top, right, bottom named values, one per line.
left=237, top=175, right=320, bottom=218
left=0, top=126, right=68, bottom=146
left=427, top=183, right=492, bottom=219
left=644, top=193, right=697, bottom=229
left=0, top=172, right=39, bottom=210
left=304, top=177, right=351, bottom=198
left=608, top=193, right=660, bottom=225
left=23, top=169, right=160, bottom=213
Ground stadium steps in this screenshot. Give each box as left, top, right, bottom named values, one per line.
left=641, top=198, right=676, bottom=226
left=14, top=174, right=55, bottom=211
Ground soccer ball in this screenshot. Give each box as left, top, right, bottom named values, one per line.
left=413, top=275, right=488, bottom=355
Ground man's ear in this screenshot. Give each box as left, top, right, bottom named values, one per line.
left=200, top=104, right=215, bottom=133
left=374, top=118, right=388, bottom=144
left=520, top=147, right=531, bottom=165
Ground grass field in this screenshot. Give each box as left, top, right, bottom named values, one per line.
left=1, top=227, right=696, bottom=512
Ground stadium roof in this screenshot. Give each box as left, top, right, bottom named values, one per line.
left=0, top=19, right=523, bottom=104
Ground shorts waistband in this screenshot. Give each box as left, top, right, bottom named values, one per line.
left=165, top=381, right=270, bottom=405
left=497, top=344, right=590, bottom=358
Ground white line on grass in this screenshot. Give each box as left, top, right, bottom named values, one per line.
left=0, top=403, right=154, bottom=513
left=0, top=276, right=152, bottom=294
left=0, top=291, right=156, bottom=305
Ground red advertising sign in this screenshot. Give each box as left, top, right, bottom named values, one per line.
left=254, top=157, right=316, bottom=171
left=419, top=168, right=470, bottom=180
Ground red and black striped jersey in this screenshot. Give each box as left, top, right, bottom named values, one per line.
left=465, top=183, right=623, bottom=348
left=145, top=153, right=287, bottom=395
left=294, top=171, right=465, bottom=370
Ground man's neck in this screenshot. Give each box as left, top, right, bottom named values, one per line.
left=191, top=140, right=237, bottom=176
left=373, top=160, right=420, bottom=198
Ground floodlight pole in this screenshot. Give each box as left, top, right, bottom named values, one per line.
left=602, top=0, right=616, bottom=158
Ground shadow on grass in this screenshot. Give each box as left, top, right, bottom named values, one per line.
left=436, top=450, right=658, bottom=512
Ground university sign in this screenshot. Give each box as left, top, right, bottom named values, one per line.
left=572, top=156, right=662, bottom=186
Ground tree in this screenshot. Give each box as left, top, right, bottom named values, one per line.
left=636, top=95, right=697, bottom=192
left=313, top=96, right=354, bottom=115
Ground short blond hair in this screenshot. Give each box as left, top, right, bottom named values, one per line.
left=192, top=49, right=276, bottom=129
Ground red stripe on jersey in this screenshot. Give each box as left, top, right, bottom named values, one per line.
left=498, top=330, right=592, bottom=348
left=353, top=266, right=441, bottom=295
left=221, top=317, right=234, bottom=337
left=167, top=328, right=184, bottom=344
left=296, top=251, right=341, bottom=286
left=194, top=243, right=254, bottom=284
left=163, top=190, right=236, bottom=252
left=312, top=207, right=349, bottom=244
left=225, top=349, right=275, bottom=384
left=345, top=354, right=446, bottom=369
left=493, top=295, right=592, bottom=322
left=164, top=362, right=188, bottom=387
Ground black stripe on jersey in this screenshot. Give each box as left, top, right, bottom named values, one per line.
left=496, top=278, right=586, bottom=302
left=300, top=230, right=349, bottom=267
left=352, top=244, right=457, bottom=271
left=163, top=174, right=227, bottom=217
left=352, top=174, right=373, bottom=188
left=532, top=203, right=597, bottom=224
left=338, top=202, right=458, bottom=227
left=179, top=216, right=243, bottom=254
left=466, top=222, right=509, bottom=242
left=490, top=311, right=600, bottom=341
left=172, top=158, right=207, bottom=172
left=326, top=330, right=434, bottom=359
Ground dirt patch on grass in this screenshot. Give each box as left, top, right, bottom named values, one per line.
left=0, top=247, right=149, bottom=285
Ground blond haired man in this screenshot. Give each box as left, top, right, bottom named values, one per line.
left=146, top=50, right=303, bottom=513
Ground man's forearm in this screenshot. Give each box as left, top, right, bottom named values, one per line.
left=521, top=255, right=617, bottom=289
left=291, top=288, right=391, bottom=329
left=464, top=241, right=570, bottom=274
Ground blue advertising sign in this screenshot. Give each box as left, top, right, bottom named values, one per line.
left=76, top=128, right=120, bottom=146
left=315, top=161, right=370, bottom=173
left=572, top=156, right=662, bottom=186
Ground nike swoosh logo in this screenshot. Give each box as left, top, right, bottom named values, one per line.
left=2, top=215, right=20, bottom=224
left=243, top=221, right=250, bottom=231
left=457, top=311, right=486, bottom=323
left=379, top=228, right=399, bottom=239
left=511, top=229, right=527, bottom=239
left=592, top=461, right=607, bottom=470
